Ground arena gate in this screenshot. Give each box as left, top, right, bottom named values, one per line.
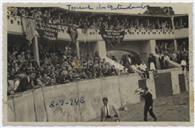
left=178, top=74, right=186, bottom=93
left=154, top=72, right=173, bottom=97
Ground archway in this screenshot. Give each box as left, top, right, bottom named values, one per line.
left=107, top=49, right=141, bottom=65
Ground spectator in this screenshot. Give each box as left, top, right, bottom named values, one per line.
left=181, top=58, right=187, bottom=71
left=159, top=53, right=165, bottom=69
left=148, top=54, right=156, bottom=71
left=164, top=53, right=170, bottom=69
left=111, top=56, right=117, bottom=62
left=139, top=62, right=149, bottom=79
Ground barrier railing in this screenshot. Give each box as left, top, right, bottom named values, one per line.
left=6, top=68, right=188, bottom=122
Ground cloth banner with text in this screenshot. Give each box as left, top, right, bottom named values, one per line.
left=100, top=28, right=125, bottom=47
left=37, top=24, right=58, bottom=40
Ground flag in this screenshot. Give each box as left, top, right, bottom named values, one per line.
left=22, top=17, right=36, bottom=45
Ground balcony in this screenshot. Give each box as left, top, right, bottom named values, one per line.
left=7, top=16, right=189, bottom=41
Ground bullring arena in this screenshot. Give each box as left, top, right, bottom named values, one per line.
left=5, top=4, right=191, bottom=123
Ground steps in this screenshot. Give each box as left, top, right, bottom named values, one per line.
left=104, top=57, right=124, bottom=70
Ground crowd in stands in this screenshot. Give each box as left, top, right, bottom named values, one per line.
left=143, top=6, right=175, bottom=15
left=7, top=7, right=174, bottom=30
left=174, top=16, right=188, bottom=29
left=110, top=54, right=149, bottom=79
left=7, top=7, right=189, bottom=95
left=156, top=40, right=189, bottom=70
left=7, top=43, right=118, bottom=95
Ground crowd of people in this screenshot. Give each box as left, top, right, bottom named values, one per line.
left=156, top=40, right=189, bottom=70
left=8, top=7, right=174, bottom=31
left=174, top=16, right=188, bottom=29
left=7, top=7, right=189, bottom=95
left=109, top=54, right=149, bottom=79
left=8, top=43, right=118, bottom=95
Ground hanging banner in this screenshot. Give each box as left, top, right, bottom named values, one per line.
left=37, top=23, right=58, bottom=40
left=100, top=28, right=125, bottom=46
left=22, top=18, right=36, bottom=45
left=101, top=29, right=125, bottom=39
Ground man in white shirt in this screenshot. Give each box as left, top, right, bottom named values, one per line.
left=139, top=62, right=148, bottom=79
left=181, top=58, right=187, bottom=71
left=139, top=62, right=147, bottom=72
left=100, top=97, right=119, bottom=122
left=127, top=56, right=132, bottom=65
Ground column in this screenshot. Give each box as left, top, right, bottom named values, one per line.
left=157, top=18, right=160, bottom=29
left=95, top=40, right=106, bottom=58
left=149, top=39, right=156, bottom=54
left=33, top=36, right=40, bottom=66
left=174, top=39, right=178, bottom=51
left=171, top=16, right=175, bottom=29
left=76, top=41, right=80, bottom=59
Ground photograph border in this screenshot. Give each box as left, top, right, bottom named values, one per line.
left=2, top=2, right=194, bottom=126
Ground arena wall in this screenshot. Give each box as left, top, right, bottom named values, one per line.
left=13, top=91, right=36, bottom=122
left=6, top=68, right=188, bottom=122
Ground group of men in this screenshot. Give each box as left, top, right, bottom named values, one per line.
left=100, top=87, right=157, bottom=122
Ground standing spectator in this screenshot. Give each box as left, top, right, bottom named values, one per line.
left=139, top=62, right=148, bottom=79
left=164, top=53, right=170, bottom=69
left=159, top=53, right=165, bottom=69
left=181, top=58, right=187, bottom=71
left=148, top=54, right=156, bottom=71
left=126, top=55, right=132, bottom=66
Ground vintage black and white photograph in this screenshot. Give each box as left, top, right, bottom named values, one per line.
left=3, top=2, right=193, bottom=126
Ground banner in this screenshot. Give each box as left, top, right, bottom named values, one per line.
left=22, top=18, right=36, bottom=45
left=100, top=28, right=125, bottom=46
left=37, top=23, right=58, bottom=40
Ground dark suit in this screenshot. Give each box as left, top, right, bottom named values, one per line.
left=143, top=92, right=157, bottom=121
left=16, top=75, right=32, bottom=92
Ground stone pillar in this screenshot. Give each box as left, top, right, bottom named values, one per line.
left=149, top=39, right=156, bottom=54
left=76, top=41, right=80, bottom=59
left=171, top=16, right=175, bottom=29
left=33, top=36, right=40, bottom=66
left=174, top=39, right=178, bottom=51
left=95, top=40, right=106, bottom=58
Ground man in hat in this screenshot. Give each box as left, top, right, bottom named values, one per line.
left=100, top=97, right=120, bottom=122
left=142, top=87, right=157, bottom=121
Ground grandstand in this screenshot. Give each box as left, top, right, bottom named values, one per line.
left=6, top=6, right=189, bottom=122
